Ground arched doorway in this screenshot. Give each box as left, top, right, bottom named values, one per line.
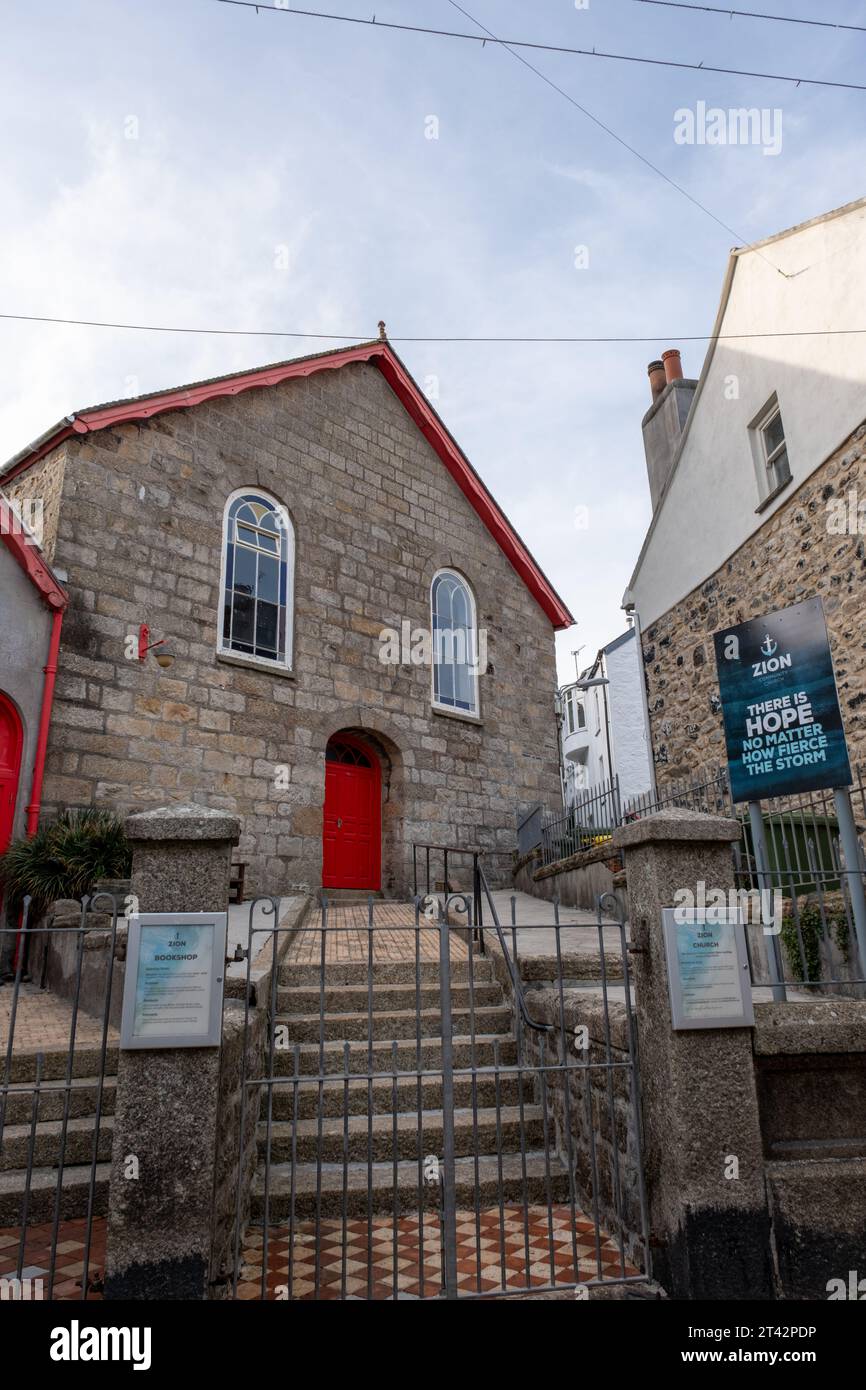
left=0, top=692, right=23, bottom=856
left=322, top=733, right=382, bottom=890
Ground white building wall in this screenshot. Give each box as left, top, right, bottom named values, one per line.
left=605, top=631, right=653, bottom=806
left=628, top=200, right=866, bottom=628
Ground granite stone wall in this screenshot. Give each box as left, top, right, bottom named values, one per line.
left=641, top=421, right=866, bottom=785
left=16, top=362, right=562, bottom=896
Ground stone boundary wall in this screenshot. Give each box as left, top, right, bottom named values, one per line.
left=522, top=989, right=646, bottom=1270
left=642, top=422, right=866, bottom=783
left=512, top=840, right=626, bottom=916
left=210, top=1000, right=268, bottom=1298
left=483, top=935, right=644, bottom=1270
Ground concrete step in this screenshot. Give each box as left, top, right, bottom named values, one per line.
left=0, top=1163, right=111, bottom=1224
left=273, top=1003, right=512, bottom=1044
left=258, top=1105, right=546, bottom=1164
left=263, top=1072, right=527, bottom=1120
left=1, top=1077, right=117, bottom=1127
left=277, top=980, right=503, bottom=1015
left=3, top=1047, right=119, bottom=1085
left=0, top=1115, right=114, bottom=1171
left=270, top=1035, right=518, bottom=1075
left=251, top=1152, right=571, bottom=1220
left=279, top=959, right=495, bottom=987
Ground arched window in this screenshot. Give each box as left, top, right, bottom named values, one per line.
left=219, top=490, right=294, bottom=668
left=431, top=569, right=480, bottom=717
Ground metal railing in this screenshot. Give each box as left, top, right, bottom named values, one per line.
left=0, top=893, right=120, bottom=1301
left=541, top=775, right=621, bottom=866
left=540, top=762, right=866, bottom=993
left=630, top=765, right=866, bottom=993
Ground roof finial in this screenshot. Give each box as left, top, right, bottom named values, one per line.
left=378, top=319, right=387, bottom=341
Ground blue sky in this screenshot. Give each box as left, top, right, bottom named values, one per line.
left=2, top=0, right=865, bottom=683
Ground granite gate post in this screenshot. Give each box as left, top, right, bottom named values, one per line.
left=104, top=804, right=239, bottom=1300
left=613, top=807, right=774, bottom=1300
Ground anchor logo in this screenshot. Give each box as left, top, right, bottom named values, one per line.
left=760, top=635, right=777, bottom=658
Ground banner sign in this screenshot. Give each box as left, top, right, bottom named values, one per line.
left=713, top=597, right=851, bottom=803
left=120, top=912, right=227, bottom=1049
left=662, top=909, right=754, bottom=1030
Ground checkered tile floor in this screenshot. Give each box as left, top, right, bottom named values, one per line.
left=2, top=1206, right=636, bottom=1301
left=235, top=1205, right=637, bottom=1299
left=0, top=1220, right=105, bottom=1299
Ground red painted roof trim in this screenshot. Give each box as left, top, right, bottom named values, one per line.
left=1, top=342, right=573, bottom=628
left=0, top=500, right=68, bottom=611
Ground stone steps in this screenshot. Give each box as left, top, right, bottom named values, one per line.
left=280, top=959, right=494, bottom=987
left=4, top=1047, right=120, bottom=1085
left=251, top=1153, right=571, bottom=1221
left=276, top=981, right=502, bottom=1014
left=251, top=950, right=573, bottom=1229
left=1, top=1076, right=117, bottom=1127
left=269, top=1034, right=519, bottom=1075
left=258, top=1105, right=546, bottom=1164
left=262, top=1071, right=526, bottom=1119
left=0, top=1163, right=111, bottom=1225
left=0, top=1115, right=115, bottom=1172
left=274, top=1003, right=512, bottom=1044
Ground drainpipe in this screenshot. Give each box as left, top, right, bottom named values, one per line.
left=25, top=605, right=65, bottom=835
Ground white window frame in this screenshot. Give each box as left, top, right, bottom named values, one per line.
left=750, top=394, right=792, bottom=505
left=217, top=488, right=295, bottom=673
left=430, top=567, right=481, bottom=719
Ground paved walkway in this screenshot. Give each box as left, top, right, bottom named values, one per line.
left=287, top=901, right=468, bottom=965
left=0, top=982, right=117, bottom=1052
left=484, top=890, right=627, bottom=965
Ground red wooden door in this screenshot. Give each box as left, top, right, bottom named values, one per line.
left=322, top=737, right=381, bottom=890
left=0, top=693, right=23, bottom=856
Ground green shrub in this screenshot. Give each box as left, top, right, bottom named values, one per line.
left=0, top=809, right=131, bottom=910
left=780, top=893, right=851, bottom=983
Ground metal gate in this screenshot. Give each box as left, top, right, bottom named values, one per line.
left=228, top=869, right=651, bottom=1301
left=0, top=894, right=119, bottom=1302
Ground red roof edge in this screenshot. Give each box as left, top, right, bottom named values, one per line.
left=1, top=341, right=573, bottom=629
left=0, top=500, right=68, bottom=611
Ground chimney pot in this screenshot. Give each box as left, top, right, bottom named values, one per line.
left=647, top=360, right=666, bottom=402
left=662, top=348, right=683, bottom=384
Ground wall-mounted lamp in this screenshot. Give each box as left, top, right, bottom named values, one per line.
left=138, top=623, right=175, bottom=670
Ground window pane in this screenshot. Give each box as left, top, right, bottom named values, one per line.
left=234, top=546, right=256, bottom=595
left=769, top=446, right=790, bottom=489
left=763, top=411, right=785, bottom=456
left=453, top=660, right=473, bottom=710
left=257, top=554, right=279, bottom=604
left=256, top=600, right=279, bottom=654
left=237, top=524, right=258, bottom=547
left=436, top=655, right=454, bottom=705
left=231, top=593, right=254, bottom=647
left=222, top=597, right=232, bottom=644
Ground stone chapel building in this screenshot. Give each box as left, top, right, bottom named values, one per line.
left=0, top=338, right=572, bottom=897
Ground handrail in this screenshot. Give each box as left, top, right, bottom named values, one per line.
left=474, top=862, right=552, bottom=1036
